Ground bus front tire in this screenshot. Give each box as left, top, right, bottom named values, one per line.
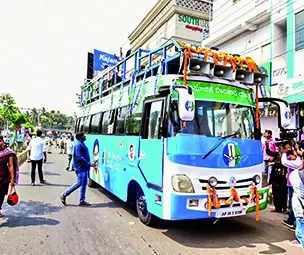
left=136, top=190, right=154, bottom=226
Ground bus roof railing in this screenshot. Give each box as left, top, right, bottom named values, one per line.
left=79, top=40, right=268, bottom=106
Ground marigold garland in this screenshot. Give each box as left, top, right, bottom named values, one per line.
left=206, top=183, right=260, bottom=221
left=249, top=184, right=260, bottom=221
left=206, top=184, right=220, bottom=216
left=177, top=40, right=259, bottom=86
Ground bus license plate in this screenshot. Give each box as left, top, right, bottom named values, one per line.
left=216, top=207, right=246, bottom=218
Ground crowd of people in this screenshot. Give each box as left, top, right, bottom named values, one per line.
left=262, top=129, right=304, bottom=247
left=0, top=131, right=93, bottom=216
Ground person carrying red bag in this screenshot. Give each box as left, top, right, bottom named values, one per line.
left=0, top=135, right=19, bottom=217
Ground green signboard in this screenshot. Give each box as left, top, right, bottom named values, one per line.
left=176, top=80, right=254, bottom=106
left=178, top=15, right=201, bottom=27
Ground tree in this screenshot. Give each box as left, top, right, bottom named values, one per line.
left=10, top=113, right=28, bottom=129
left=0, top=93, right=20, bottom=130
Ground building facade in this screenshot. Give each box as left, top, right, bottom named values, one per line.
left=204, top=0, right=304, bottom=138
left=127, top=0, right=212, bottom=52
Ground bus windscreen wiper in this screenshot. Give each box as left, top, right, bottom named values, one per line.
left=202, top=132, right=240, bottom=160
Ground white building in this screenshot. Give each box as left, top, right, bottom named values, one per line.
left=203, top=0, right=304, bottom=138
left=127, top=0, right=212, bottom=52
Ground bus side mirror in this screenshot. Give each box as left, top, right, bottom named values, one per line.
left=175, top=87, right=195, bottom=121
left=258, top=97, right=291, bottom=129
left=278, top=101, right=291, bottom=129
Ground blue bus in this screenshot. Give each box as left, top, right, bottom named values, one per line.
left=75, top=40, right=291, bottom=225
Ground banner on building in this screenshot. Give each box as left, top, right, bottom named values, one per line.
left=93, top=49, right=119, bottom=72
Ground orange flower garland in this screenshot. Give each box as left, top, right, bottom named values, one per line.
left=249, top=184, right=260, bottom=221
left=206, top=182, right=261, bottom=221
left=206, top=183, right=212, bottom=216
left=206, top=184, right=220, bottom=216
left=177, top=40, right=259, bottom=85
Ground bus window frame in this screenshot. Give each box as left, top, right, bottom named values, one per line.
left=114, top=106, right=128, bottom=135
left=83, top=115, right=91, bottom=133
left=78, top=117, right=85, bottom=133
left=141, top=96, right=167, bottom=139
left=90, top=112, right=103, bottom=134
left=75, top=118, right=80, bottom=133
left=101, top=110, right=117, bottom=135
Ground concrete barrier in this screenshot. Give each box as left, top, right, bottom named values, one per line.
left=17, top=150, right=28, bottom=166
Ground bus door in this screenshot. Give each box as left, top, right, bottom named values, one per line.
left=139, top=97, right=166, bottom=190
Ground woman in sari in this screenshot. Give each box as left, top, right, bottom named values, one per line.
left=0, top=135, right=18, bottom=217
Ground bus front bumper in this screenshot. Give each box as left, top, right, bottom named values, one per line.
left=169, top=187, right=269, bottom=220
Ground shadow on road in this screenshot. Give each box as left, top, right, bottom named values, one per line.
left=19, top=170, right=61, bottom=176
left=0, top=216, right=59, bottom=228
left=159, top=217, right=290, bottom=254
left=0, top=200, right=61, bottom=228
left=17, top=183, right=70, bottom=187
left=92, top=186, right=138, bottom=217
left=92, top=186, right=294, bottom=254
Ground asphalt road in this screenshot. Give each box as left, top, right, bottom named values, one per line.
left=0, top=150, right=303, bottom=255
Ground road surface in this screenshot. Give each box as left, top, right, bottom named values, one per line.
left=0, top=151, right=302, bottom=255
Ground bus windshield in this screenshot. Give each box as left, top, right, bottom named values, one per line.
left=178, top=100, right=255, bottom=139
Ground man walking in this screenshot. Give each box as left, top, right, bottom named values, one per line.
left=29, top=130, right=47, bottom=185
left=66, top=136, right=74, bottom=171
left=60, top=132, right=93, bottom=206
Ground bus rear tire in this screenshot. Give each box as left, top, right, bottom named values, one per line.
left=136, top=190, right=154, bottom=226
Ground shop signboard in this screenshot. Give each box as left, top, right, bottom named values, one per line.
left=176, top=14, right=208, bottom=43
left=93, top=49, right=119, bottom=72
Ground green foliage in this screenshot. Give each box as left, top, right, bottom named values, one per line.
left=23, top=121, right=35, bottom=132
left=0, top=93, right=73, bottom=132
left=0, top=93, right=20, bottom=129
left=11, top=113, right=28, bottom=127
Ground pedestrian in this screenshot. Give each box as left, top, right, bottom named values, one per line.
left=60, top=132, right=94, bottom=206
left=29, top=130, right=47, bottom=186
left=26, top=134, right=32, bottom=162
left=66, top=136, right=74, bottom=171
left=281, top=141, right=303, bottom=230
left=289, top=166, right=304, bottom=248
left=0, top=136, right=18, bottom=217
left=46, top=135, right=53, bottom=154
left=266, top=141, right=288, bottom=213
left=60, top=138, right=65, bottom=154
left=262, top=130, right=276, bottom=183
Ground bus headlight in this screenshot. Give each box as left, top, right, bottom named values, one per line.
left=253, top=175, right=261, bottom=185
left=172, top=175, right=194, bottom=193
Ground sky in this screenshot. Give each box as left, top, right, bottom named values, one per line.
left=0, top=0, right=157, bottom=115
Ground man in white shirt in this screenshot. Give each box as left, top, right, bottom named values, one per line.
left=29, top=130, right=47, bottom=185
left=66, top=136, right=74, bottom=171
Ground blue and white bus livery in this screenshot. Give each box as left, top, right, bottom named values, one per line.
left=75, top=40, right=291, bottom=225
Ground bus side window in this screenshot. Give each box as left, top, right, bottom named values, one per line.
left=101, top=111, right=111, bottom=134
left=74, top=118, right=80, bottom=133
left=83, top=116, right=91, bottom=133
left=90, top=112, right=102, bottom=134
left=142, top=100, right=163, bottom=139
left=115, top=107, right=128, bottom=135
left=125, top=111, right=142, bottom=135
left=78, top=117, right=84, bottom=132
left=108, top=109, right=116, bottom=134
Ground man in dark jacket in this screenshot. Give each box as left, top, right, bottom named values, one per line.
left=60, top=132, right=94, bottom=206
left=266, top=141, right=288, bottom=213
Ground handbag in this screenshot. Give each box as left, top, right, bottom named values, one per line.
left=7, top=185, right=19, bottom=206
